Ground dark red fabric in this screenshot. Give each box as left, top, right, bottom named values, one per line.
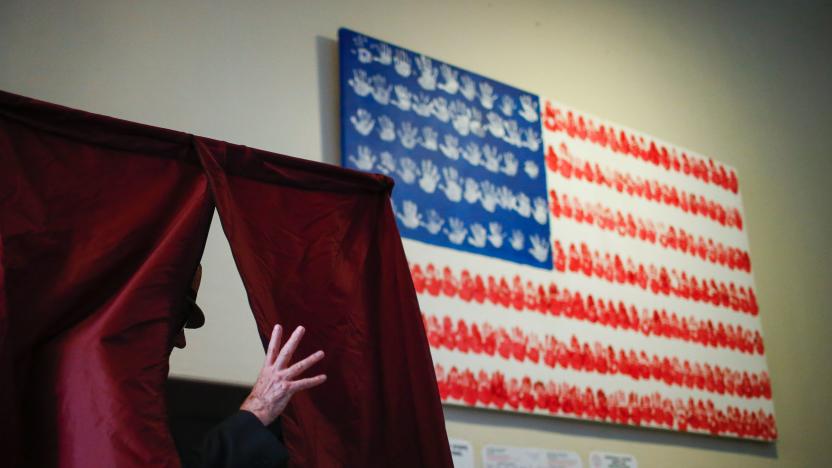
left=0, top=91, right=215, bottom=467
left=198, top=138, right=453, bottom=468
left=0, top=90, right=453, bottom=468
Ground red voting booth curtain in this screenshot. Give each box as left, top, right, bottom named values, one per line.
left=198, top=139, right=451, bottom=467
left=0, top=93, right=215, bottom=468
left=0, top=90, right=452, bottom=468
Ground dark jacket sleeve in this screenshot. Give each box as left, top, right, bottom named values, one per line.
left=199, top=410, right=289, bottom=468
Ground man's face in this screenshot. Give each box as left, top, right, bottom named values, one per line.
left=174, top=265, right=203, bottom=349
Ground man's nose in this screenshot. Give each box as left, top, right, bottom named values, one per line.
left=173, top=331, right=187, bottom=349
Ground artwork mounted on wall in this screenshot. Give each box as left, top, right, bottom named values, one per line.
left=338, top=27, right=776, bottom=441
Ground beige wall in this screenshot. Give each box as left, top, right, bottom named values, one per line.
left=2, top=1, right=829, bottom=466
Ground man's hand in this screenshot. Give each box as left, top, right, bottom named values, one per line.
left=241, top=325, right=326, bottom=426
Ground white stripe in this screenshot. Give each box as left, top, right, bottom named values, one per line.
left=405, top=239, right=764, bottom=334
left=543, top=131, right=744, bottom=216
left=432, top=347, right=774, bottom=414
left=545, top=158, right=750, bottom=251
left=547, top=268, right=762, bottom=333
left=549, top=217, right=754, bottom=287
left=418, top=292, right=770, bottom=377
left=543, top=99, right=744, bottom=205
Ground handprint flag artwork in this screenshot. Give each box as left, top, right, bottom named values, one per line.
left=339, top=28, right=776, bottom=441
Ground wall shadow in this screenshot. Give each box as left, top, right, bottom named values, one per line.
left=315, top=35, right=340, bottom=167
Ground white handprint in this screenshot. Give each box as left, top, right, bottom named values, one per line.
left=397, top=200, right=422, bottom=229
left=396, top=157, right=420, bottom=184
left=419, top=159, right=440, bottom=193
left=377, top=151, right=396, bottom=174
left=482, top=145, right=502, bottom=173
left=350, top=108, right=375, bottom=136
left=397, top=122, right=420, bottom=149
left=459, top=75, right=477, bottom=101
left=486, top=112, right=505, bottom=139
left=412, top=93, right=433, bottom=117
left=522, top=127, right=541, bottom=152
left=533, top=197, right=548, bottom=225
left=528, top=235, right=550, bottom=262
left=463, top=178, right=481, bottom=204
left=468, top=223, right=487, bottom=247
left=487, top=222, right=505, bottom=248
left=509, top=230, right=524, bottom=250
left=348, top=69, right=372, bottom=97
left=353, top=35, right=372, bottom=63
left=348, top=145, right=376, bottom=170
left=524, top=160, right=540, bottom=179
left=431, top=97, right=450, bottom=122
left=450, top=101, right=472, bottom=136
left=500, top=95, right=516, bottom=116
left=377, top=116, right=396, bottom=141
left=479, top=181, right=499, bottom=213
left=420, top=126, right=438, bottom=151
left=394, top=49, right=412, bottom=77
left=437, top=64, right=459, bottom=94
left=439, top=134, right=460, bottom=160
left=469, top=108, right=486, bottom=137
left=514, top=192, right=532, bottom=218
left=371, top=75, right=392, bottom=105
left=421, top=209, right=445, bottom=235
left=372, top=42, right=392, bottom=65
left=444, top=218, right=468, bottom=245
left=415, top=55, right=438, bottom=91
left=501, top=152, right=518, bottom=176
left=502, top=119, right=522, bottom=147
left=478, top=82, right=498, bottom=109
left=518, top=95, right=539, bottom=122
left=439, top=167, right=463, bottom=202
left=493, top=186, right=513, bottom=211
left=392, top=85, right=412, bottom=111
left=461, top=142, right=482, bottom=166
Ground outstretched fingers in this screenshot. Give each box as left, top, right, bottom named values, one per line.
left=285, top=350, right=325, bottom=378
left=266, top=324, right=283, bottom=366
left=275, top=326, right=305, bottom=369
left=290, top=374, right=327, bottom=393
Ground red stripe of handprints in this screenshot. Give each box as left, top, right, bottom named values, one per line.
left=542, top=101, right=739, bottom=194
left=435, top=364, right=776, bottom=440
left=545, top=143, right=744, bottom=231
left=424, top=313, right=772, bottom=400
left=411, top=262, right=765, bottom=355
left=548, top=187, right=752, bottom=273
left=551, top=240, right=758, bottom=316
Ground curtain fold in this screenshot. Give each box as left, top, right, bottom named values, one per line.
left=0, top=90, right=452, bottom=468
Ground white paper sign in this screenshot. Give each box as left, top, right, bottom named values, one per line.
left=546, top=450, right=583, bottom=468
left=484, top=444, right=582, bottom=468
left=588, top=451, right=637, bottom=468
left=450, top=438, right=475, bottom=468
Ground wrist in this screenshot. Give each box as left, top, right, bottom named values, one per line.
left=241, top=395, right=272, bottom=426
